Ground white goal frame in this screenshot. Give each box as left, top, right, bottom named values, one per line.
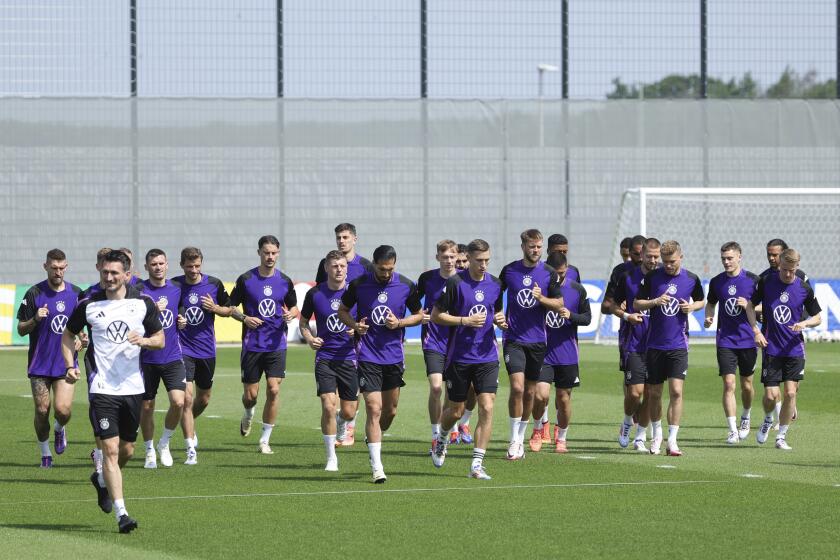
left=594, top=187, right=840, bottom=344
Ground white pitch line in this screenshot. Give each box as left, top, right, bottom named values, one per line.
left=0, top=479, right=724, bottom=506
left=741, top=473, right=763, bottom=478
left=657, top=465, right=677, bottom=469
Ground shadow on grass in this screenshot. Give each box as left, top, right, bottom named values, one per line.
left=0, top=522, right=98, bottom=533
left=769, top=462, right=838, bottom=469
left=0, top=477, right=86, bottom=485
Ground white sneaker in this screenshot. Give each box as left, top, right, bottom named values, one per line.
left=775, top=438, right=792, bottom=451
left=144, top=449, right=157, bottom=469
left=157, top=442, right=173, bottom=467
left=184, top=448, right=197, bottom=466
left=726, top=431, right=739, bottom=445
left=258, top=441, right=274, bottom=455
left=618, top=422, right=632, bottom=448
left=738, top=417, right=750, bottom=440
left=431, top=438, right=447, bottom=468
left=649, top=435, right=663, bottom=455
left=240, top=412, right=252, bottom=437
left=632, top=438, right=648, bottom=453
left=756, top=418, right=773, bottom=444
left=372, top=467, right=387, bottom=484
left=506, top=439, right=519, bottom=460
left=325, top=457, right=338, bottom=472
left=468, top=466, right=492, bottom=480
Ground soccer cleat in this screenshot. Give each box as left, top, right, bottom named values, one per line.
left=372, top=467, right=387, bottom=484
left=541, top=422, right=551, bottom=444
left=157, top=442, right=173, bottom=468
left=118, top=514, right=138, bottom=534
left=618, top=422, right=632, bottom=448
left=449, top=430, right=460, bottom=445
left=665, top=444, right=683, bottom=457
left=431, top=438, right=447, bottom=468
left=54, top=427, right=67, bottom=455
left=775, top=438, right=792, bottom=451
left=325, top=457, right=339, bottom=472
left=40, top=455, right=53, bottom=468
left=240, top=412, right=252, bottom=437
left=144, top=449, right=157, bottom=469
left=468, top=466, right=492, bottom=480
left=632, top=438, right=648, bottom=453
left=506, top=440, right=524, bottom=461
left=90, top=472, right=112, bottom=514
left=184, top=448, right=197, bottom=466
left=738, top=417, right=751, bottom=440
left=258, top=441, right=274, bottom=455
left=528, top=428, right=543, bottom=452
left=726, top=431, right=739, bottom=445
left=756, top=418, right=773, bottom=444
left=459, top=424, right=474, bottom=445
left=649, top=436, right=663, bottom=455
left=554, top=439, right=568, bottom=454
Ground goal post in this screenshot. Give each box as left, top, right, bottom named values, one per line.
left=594, top=187, right=840, bottom=343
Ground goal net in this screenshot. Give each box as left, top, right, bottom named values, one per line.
left=595, top=187, right=840, bottom=343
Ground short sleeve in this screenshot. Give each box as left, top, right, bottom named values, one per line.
left=282, top=275, right=298, bottom=308
left=300, top=287, right=316, bottom=320
left=66, top=301, right=88, bottom=335
left=142, top=297, right=164, bottom=335
left=17, top=287, right=38, bottom=322
left=750, top=277, right=765, bottom=307
left=341, top=278, right=359, bottom=309
left=229, top=274, right=247, bottom=307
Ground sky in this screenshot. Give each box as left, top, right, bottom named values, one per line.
left=0, top=0, right=836, bottom=99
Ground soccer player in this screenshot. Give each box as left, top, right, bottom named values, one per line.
left=619, top=237, right=633, bottom=262
left=228, top=235, right=299, bottom=454
left=62, top=250, right=164, bottom=533
left=17, top=249, right=84, bottom=467
left=602, top=235, right=646, bottom=421
left=430, top=239, right=507, bottom=479
left=138, top=249, right=186, bottom=469
left=499, top=229, right=563, bottom=460
left=546, top=233, right=582, bottom=283
left=173, top=247, right=232, bottom=465
left=531, top=251, right=591, bottom=453
left=338, top=245, right=423, bottom=483
left=704, top=242, right=760, bottom=444
left=455, top=243, right=469, bottom=271
left=299, top=250, right=359, bottom=472
left=613, top=238, right=660, bottom=451
left=417, top=240, right=459, bottom=450
left=757, top=239, right=809, bottom=427
left=314, top=223, right=372, bottom=284
left=747, top=248, right=821, bottom=450
left=634, top=240, right=704, bottom=456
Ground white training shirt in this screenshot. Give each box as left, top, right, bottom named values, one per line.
left=68, top=286, right=162, bottom=396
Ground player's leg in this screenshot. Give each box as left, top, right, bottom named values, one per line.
left=776, top=361, right=803, bottom=450
left=645, top=350, right=665, bottom=454
left=180, top=356, right=197, bottom=461
left=456, top=385, right=476, bottom=444
left=258, top=351, right=286, bottom=453
left=431, top=362, right=468, bottom=468
left=665, top=377, right=684, bottom=455
left=424, top=350, right=445, bottom=445
left=358, top=362, right=387, bottom=482
left=554, top=387, right=572, bottom=453
left=51, top=378, right=74, bottom=456
left=632, top=384, right=651, bottom=451
left=737, top=349, right=756, bottom=440
left=156, top=361, right=187, bottom=467
left=334, top=361, right=359, bottom=447
left=757, top=357, right=781, bottom=444
left=30, top=378, right=53, bottom=466
left=504, top=342, right=526, bottom=454
left=320, top=391, right=339, bottom=470
left=717, top=347, right=739, bottom=444
left=239, top=351, right=262, bottom=438
left=139, top=364, right=161, bottom=468
left=470, top=391, right=496, bottom=479
left=527, top=366, right=552, bottom=452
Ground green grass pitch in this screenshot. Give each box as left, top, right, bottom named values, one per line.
left=0, top=343, right=837, bottom=558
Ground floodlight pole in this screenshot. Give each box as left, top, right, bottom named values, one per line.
left=130, top=0, right=139, bottom=253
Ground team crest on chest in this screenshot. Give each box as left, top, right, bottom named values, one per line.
left=263, top=285, right=273, bottom=297
left=666, top=283, right=678, bottom=295
left=56, top=301, right=66, bottom=312
left=522, top=275, right=533, bottom=287
left=377, top=292, right=388, bottom=303
left=330, top=298, right=341, bottom=311
left=189, top=292, right=199, bottom=305
left=474, top=290, right=485, bottom=302
left=779, top=291, right=789, bottom=303
left=727, top=285, right=737, bottom=296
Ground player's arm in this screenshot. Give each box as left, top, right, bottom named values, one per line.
left=746, top=278, right=767, bottom=347
left=681, top=275, right=706, bottom=314
left=535, top=272, right=564, bottom=312
left=281, top=275, right=299, bottom=322
left=202, top=278, right=233, bottom=316
left=633, top=271, right=663, bottom=311
left=791, top=284, right=823, bottom=332
left=388, top=280, right=423, bottom=329
left=226, top=275, right=261, bottom=327
left=568, top=285, right=592, bottom=326
left=61, top=301, right=89, bottom=382
left=338, top=279, right=368, bottom=334
left=298, top=288, right=323, bottom=349
left=128, top=297, right=165, bottom=349
left=16, top=288, right=46, bottom=336
left=600, top=268, right=619, bottom=314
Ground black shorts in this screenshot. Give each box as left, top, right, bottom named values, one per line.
left=89, top=393, right=142, bottom=442
left=761, top=356, right=805, bottom=387
left=544, top=364, right=580, bottom=389
left=357, top=361, right=405, bottom=393
left=444, top=361, right=499, bottom=402
left=241, top=350, right=286, bottom=384
left=623, top=351, right=648, bottom=386
left=717, top=347, right=757, bottom=377
left=503, top=341, right=546, bottom=377
left=184, top=356, right=217, bottom=390
left=315, top=359, right=359, bottom=402
left=142, top=359, right=187, bottom=400
left=646, top=349, right=688, bottom=385
left=423, top=350, right=446, bottom=376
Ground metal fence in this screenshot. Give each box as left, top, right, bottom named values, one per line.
left=0, top=0, right=837, bottom=100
